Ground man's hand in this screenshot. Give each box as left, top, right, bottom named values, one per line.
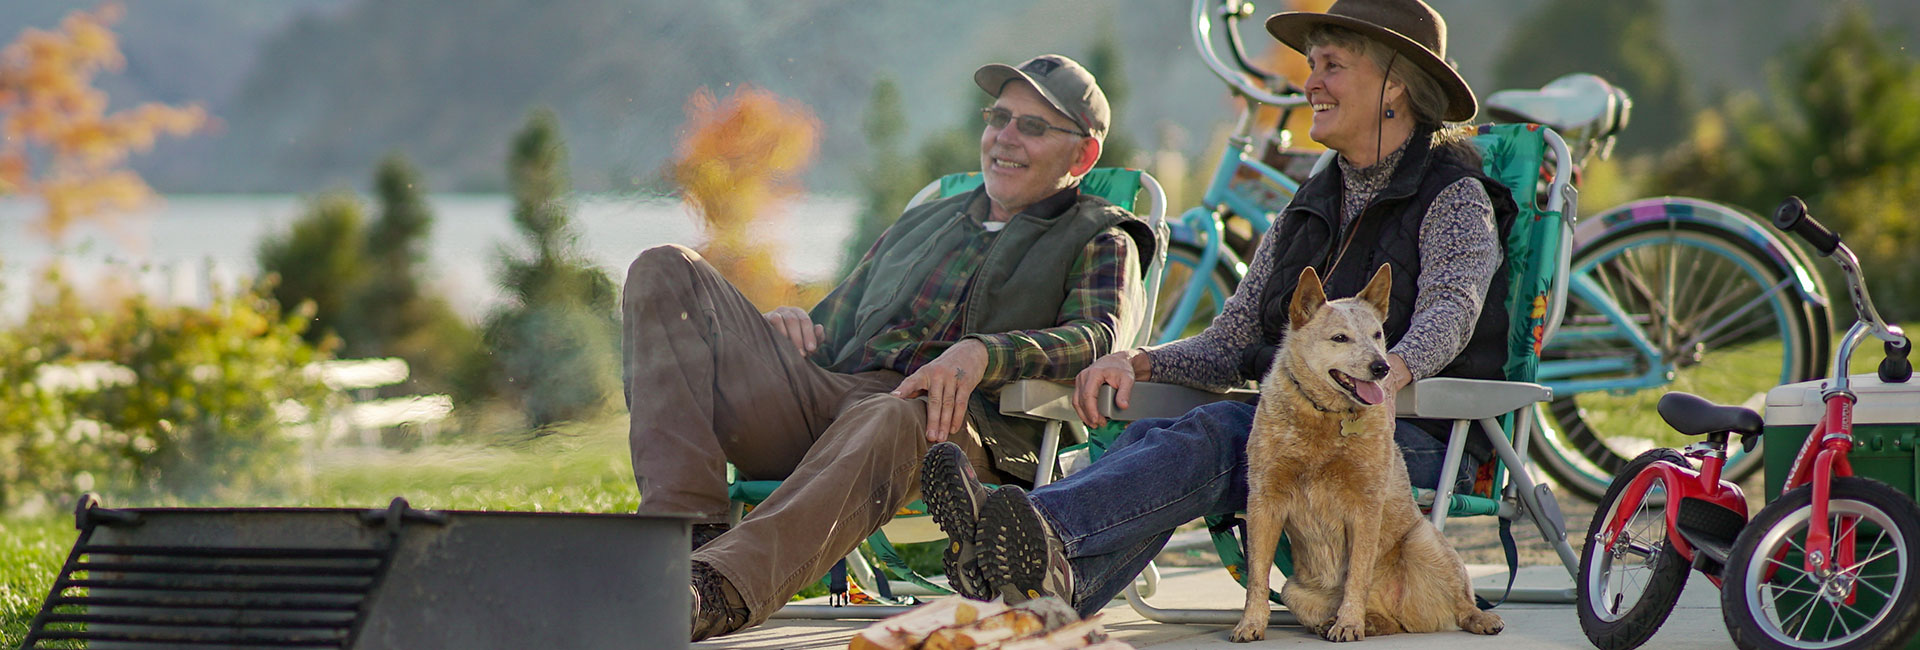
left=1074, top=349, right=1149, bottom=428
left=763, top=306, right=825, bottom=355
left=892, top=339, right=989, bottom=442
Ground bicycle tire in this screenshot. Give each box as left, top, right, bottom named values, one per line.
left=1577, top=449, right=1694, bottom=650
left=1722, top=477, right=1920, bottom=650
left=1151, top=240, right=1243, bottom=344
left=1532, top=219, right=1824, bottom=502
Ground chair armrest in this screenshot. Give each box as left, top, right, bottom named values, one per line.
left=1001, top=377, right=1548, bottom=424
left=999, top=379, right=1255, bottom=423
left=1396, top=377, right=1552, bottom=420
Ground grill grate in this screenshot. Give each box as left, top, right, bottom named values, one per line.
left=21, top=496, right=420, bottom=649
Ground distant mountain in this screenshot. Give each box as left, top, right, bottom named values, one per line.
left=5, top=0, right=1911, bottom=194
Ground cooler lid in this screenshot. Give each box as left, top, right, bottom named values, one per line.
left=1765, top=373, right=1920, bottom=427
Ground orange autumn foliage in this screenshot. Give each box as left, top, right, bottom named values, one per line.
left=669, top=84, right=822, bottom=310
left=1250, top=0, right=1334, bottom=149
left=0, top=3, right=208, bottom=240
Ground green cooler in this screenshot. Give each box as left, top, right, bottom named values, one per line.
left=1761, top=372, right=1920, bottom=648
left=1764, top=373, right=1920, bottom=501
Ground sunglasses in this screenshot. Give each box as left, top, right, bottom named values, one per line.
left=981, top=107, right=1088, bottom=138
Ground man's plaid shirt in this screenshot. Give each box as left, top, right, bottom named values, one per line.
left=808, top=187, right=1139, bottom=390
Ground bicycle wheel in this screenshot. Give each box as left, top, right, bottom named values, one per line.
left=1533, top=221, right=1823, bottom=502
left=1722, top=477, right=1920, bottom=650
left=1151, top=240, right=1242, bottom=343
left=1578, top=449, right=1693, bottom=650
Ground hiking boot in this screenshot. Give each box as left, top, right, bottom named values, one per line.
left=690, top=523, right=729, bottom=551
left=920, top=441, right=994, bottom=600
left=977, top=486, right=1072, bottom=605
left=690, top=561, right=749, bottom=641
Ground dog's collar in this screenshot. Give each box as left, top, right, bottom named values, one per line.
left=1281, top=364, right=1355, bottom=417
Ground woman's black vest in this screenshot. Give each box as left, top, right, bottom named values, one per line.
left=1241, top=125, right=1519, bottom=393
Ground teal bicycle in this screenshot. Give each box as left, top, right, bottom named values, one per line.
left=1165, top=0, right=1832, bottom=502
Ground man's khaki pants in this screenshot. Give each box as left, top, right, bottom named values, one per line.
left=623, top=244, right=995, bottom=625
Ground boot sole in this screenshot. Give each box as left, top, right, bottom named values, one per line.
left=978, top=486, right=1050, bottom=604
left=921, top=443, right=990, bottom=599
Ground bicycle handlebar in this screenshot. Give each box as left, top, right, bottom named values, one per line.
left=1192, top=0, right=1306, bottom=108
left=1772, top=195, right=1910, bottom=385
left=1771, top=196, right=1840, bottom=256
left=1220, top=0, right=1283, bottom=86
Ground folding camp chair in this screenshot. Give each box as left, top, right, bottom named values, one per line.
left=729, top=167, right=1170, bottom=618
left=997, top=124, right=1583, bottom=625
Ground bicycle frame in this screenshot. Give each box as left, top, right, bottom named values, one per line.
left=1156, top=0, right=1305, bottom=344
left=1159, top=145, right=1297, bottom=344
left=1601, top=445, right=1748, bottom=589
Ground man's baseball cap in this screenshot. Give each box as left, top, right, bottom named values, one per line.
left=974, top=54, right=1109, bottom=139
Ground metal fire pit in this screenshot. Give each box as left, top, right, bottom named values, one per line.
left=23, top=495, right=690, bottom=650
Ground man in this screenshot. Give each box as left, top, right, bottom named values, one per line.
left=622, top=54, right=1156, bottom=641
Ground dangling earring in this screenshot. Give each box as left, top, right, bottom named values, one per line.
left=1384, top=108, right=1396, bottom=119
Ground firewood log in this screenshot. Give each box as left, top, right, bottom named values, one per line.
left=991, top=617, right=1111, bottom=649
left=847, top=597, right=1007, bottom=650
left=920, top=608, right=1046, bottom=650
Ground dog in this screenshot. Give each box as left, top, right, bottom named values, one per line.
left=1229, top=264, right=1503, bottom=643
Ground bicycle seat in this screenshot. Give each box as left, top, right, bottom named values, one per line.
left=1657, top=391, right=1763, bottom=437
left=1484, top=73, right=1631, bottom=141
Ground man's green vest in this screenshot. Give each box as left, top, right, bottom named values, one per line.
left=822, top=187, right=1156, bottom=482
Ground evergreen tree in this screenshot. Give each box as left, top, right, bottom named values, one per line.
left=1492, top=0, right=1690, bottom=154
left=1083, top=16, right=1135, bottom=168
left=256, top=191, right=368, bottom=348
left=476, top=108, right=620, bottom=426
left=839, top=77, right=918, bottom=278
left=353, top=153, right=479, bottom=395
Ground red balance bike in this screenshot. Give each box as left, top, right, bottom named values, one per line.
left=1577, top=196, right=1920, bottom=650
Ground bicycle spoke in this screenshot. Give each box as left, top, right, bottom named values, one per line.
left=1762, top=581, right=1824, bottom=598
left=1677, top=280, right=1782, bottom=351
left=1697, top=314, right=1782, bottom=358
left=1844, top=541, right=1897, bottom=573
left=1604, top=253, right=1667, bottom=335
left=1786, top=593, right=1821, bottom=638
left=1675, top=250, right=1727, bottom=336
left=1854, top=573, right=1897, bottom=601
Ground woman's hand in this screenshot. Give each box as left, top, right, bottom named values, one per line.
left=1074, top=349, right=1150, bottom=428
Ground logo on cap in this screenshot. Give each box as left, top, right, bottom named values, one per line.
left=1020, top=57, right=1063, bottom=77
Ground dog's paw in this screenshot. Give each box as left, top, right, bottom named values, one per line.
left=1229, top=618, right=1267, bottom=643
left=1321, top=616, right=1366, bottom=642
left=1460, top=610, right=1504, bottom=635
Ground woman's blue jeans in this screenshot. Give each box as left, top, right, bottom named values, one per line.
left=1026, top=400, right=1469, bottom=618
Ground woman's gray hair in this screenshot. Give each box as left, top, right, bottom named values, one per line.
left=1302, top=25, right=1451, bottom=127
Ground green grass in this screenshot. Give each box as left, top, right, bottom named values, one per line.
left=1, top=516, right=74, bottom=648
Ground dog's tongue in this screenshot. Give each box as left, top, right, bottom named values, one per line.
left=1354, top=380, right=1385, bottom=406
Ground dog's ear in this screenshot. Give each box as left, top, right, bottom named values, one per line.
left=1359, top=263, right=1393, bottom=318
left=1290, top=266, right=1327, bottom=327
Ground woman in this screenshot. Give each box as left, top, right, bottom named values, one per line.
left=920, top=0, right=1520, bottom=618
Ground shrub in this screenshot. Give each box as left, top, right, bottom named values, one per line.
left=0, top=271, right=332, bottom=511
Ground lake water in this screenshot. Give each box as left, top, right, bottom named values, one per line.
left=0, top=193, right=859, bottom=320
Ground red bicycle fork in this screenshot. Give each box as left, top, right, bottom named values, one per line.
left=1772, top=395, right=1862, bottom=602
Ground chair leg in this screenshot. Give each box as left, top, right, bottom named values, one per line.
left=1477, top=416, right=1580, bottom=603
left=1430, top=419, right=1472, bottom=531
left=1124, top=580, right=1299, bottom=626
left=1033, top=420, right=1063, bottom=487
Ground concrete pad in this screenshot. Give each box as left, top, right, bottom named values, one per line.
left=698, top=562, right=1737, bottom=649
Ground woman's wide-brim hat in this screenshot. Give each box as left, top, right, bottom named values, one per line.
left=1266, top=0, right=1476, bottom=122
